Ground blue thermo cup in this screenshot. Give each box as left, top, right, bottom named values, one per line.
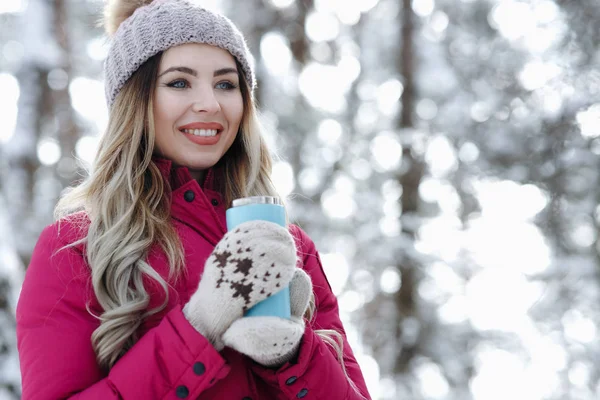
left=226, top=196, right=292, bottom=319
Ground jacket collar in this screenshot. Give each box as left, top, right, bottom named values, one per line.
left=152, top=155, right=217, bottom=191
left=152, top=155, right=228, bottom=245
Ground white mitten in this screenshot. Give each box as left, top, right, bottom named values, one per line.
left=183, top=220, right=297, bottom=351
left=222, top=268, right=313, bottom=368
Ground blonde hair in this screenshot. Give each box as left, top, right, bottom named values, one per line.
left=55, top=51, right=362, bottom=396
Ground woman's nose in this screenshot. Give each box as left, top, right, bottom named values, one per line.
left=191, top=89, right=221, bottom=113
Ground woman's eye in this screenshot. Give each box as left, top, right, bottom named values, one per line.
left=167, top=79, right=188, bottom=89
left=216, top=81, right=238, bottom=90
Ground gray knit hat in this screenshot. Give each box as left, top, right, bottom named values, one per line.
left=103, top=0, right=255, bottom=107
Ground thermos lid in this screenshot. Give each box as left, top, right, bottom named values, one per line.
left=232, top=196, right=283, bottom=207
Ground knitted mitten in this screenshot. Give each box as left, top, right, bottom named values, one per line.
left=183, top=220, right=297, bottom=351
left=222, top=268, right=313, bottom=368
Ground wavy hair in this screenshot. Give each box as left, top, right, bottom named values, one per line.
left=55, top=51, right=363, bottom=396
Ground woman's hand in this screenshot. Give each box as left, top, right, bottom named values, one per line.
left=183, top=220, right=298, bottom=351
left=222, top=268, right=313, bottom=368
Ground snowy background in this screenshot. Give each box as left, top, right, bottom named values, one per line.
left=2, top=0, right=600, bottom=399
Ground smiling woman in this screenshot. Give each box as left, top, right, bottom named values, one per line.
left=15, top=0, right=371, bottom=399
left=153, top=44, right=244, bottom=182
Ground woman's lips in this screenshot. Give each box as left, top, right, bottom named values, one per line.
left=181, top=129, right=221, bottom=146
left=177, top=122, right=224, bottom=146
left=178, top=122, right=224, bottom=131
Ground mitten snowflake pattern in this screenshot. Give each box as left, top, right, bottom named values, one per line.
left=183, top=221, right=297, bottom=350
left=211, top=227, right=292, bottom=313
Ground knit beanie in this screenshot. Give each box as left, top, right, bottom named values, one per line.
left=103, top=0, right=255, bottom=108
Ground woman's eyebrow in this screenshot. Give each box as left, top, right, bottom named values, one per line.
left=158, top=66, right=238, bottom=78
left=214, top=67, right=238, bottom=77
left=158, top=66, right=197, bottom=78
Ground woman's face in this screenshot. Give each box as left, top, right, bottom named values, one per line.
left=153, top=43, right=244, bottom=179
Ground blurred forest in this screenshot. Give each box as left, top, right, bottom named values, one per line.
left=2, top=0, right=600, bottom=399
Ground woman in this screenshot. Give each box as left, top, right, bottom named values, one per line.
left=16, top=0, right=371, bottom=399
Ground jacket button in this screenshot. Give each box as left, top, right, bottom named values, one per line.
left=183, top=190, right=195, bottom=202
left=176, top=385, right=189, bottom=398
left=193, top=362, right=206, bottom=375
left=296, top=388, right=308, bottom=398
left=285, top=376, right=297, bottom=385
left=211, top=198, right=219, bottom=206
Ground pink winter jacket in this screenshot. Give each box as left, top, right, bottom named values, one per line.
left=16, top=158, right=371, bottom=400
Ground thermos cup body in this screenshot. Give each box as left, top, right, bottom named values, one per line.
left=226, top=196, right=292, bottom=319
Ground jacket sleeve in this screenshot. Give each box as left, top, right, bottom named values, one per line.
left=250, top=226, right=372, bottom=400
left=16, top=223, right=231, bottom=400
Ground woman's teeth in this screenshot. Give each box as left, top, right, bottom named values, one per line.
left=182, top=129, right=218, bottom=137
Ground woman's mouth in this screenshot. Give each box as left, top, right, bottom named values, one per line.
left=181, top=128, right=218, bottom=137
left=180, top=128, right=221, bottom=146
